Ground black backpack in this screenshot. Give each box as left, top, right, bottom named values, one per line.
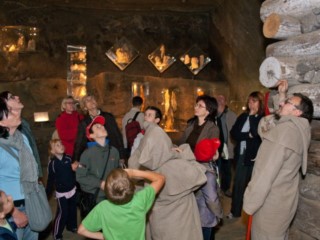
left=125, top=112, right=141, bottom=149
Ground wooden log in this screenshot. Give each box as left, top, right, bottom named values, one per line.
left=308, top=152, right=320, bottom=176
left=259, top=56, right=320, bottom=88
left=308, top=140, right=320, bottom=176
left=300, top=172, right=320, bottom=201
left=293, top=194, right=320, bottom=239
left=289, top=227, right=319, bottom=240
left=300, top=8, right=320, bottom=33
left=260, top=0, right=320, bottom=22
left=287, top=84, right=320, bottom=118
left=311, top=120, right=320, bottom=140
left=263, top=13, right=301, bottom=39
left=266, top=29, right=320, bottom=57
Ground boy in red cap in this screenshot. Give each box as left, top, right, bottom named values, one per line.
left=76, top=116, right=120, bottom=217
left=194, top=138, right=223, bottom=240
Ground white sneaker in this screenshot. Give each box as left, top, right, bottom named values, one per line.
left=226, top=212, right=234, bottom=219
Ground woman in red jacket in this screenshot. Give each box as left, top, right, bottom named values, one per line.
left=55, top=96, right=83, bottom=157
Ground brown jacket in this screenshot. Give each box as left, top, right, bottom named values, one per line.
left=180, top=119, right=219, bottom=146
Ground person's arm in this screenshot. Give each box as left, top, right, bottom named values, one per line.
left=202, top=172, right=223, bottom=218
left=76, top=151, right=102, bottom=191
left=125, top=169, right=165, bottom=194
left=11, top=207, right=28, bottom=228
left=277, top=79, right=288, bottom=106
left=230, top=113, right=250, bottom=141
left=77, top=223, right=104, bottom=240
left=45, top=160, right=55, bottom=197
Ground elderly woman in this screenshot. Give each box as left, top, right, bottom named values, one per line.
left=227, top=91, right=264, bottom=219
left=73, top=94, right=124, bottom=162
left=55, top=96, right=83, bottom=157
left=0, top=98, right=39, bottom=240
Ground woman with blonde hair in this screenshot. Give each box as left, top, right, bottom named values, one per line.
left=55, top=96, right=83, bottom=157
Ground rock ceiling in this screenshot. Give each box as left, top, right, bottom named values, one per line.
left=2, top=0, right=222, bottom=11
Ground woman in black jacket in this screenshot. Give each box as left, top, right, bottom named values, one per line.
left=227, top=91, right=264, bottom=219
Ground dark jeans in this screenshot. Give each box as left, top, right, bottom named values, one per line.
left=230, top=154, right=253, bottom=217
left=217, top=157, right=232, bottom=192
left=203, top=227, right=216, bottom=240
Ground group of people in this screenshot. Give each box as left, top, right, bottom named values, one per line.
left=0, top=80, right=314, bottom=240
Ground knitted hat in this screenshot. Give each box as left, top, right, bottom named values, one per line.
left=86, top=116, right=105, bottom=140
left=194, top=138, right=221, bottom=162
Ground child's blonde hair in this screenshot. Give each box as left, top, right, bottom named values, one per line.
left=48, top=139, right=62, bottom=157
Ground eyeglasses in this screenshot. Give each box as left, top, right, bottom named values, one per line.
left=194, top=103, right=206, bottom=109
left=284, top=99, right=299, bottom=109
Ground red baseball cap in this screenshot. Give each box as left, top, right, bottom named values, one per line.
left=194, top=138, right=221, bottom=162
left=86, top=116, right=105, bottom=140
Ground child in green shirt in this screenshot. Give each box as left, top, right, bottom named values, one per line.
left=77, top=168, right=165, bottom=240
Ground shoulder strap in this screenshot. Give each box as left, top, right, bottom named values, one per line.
left=0, top=142, right=19, bottom=161
left=93, top=145, right=111, bottom=200
left=133, top=111, right=140, bottom=121
left=127, top=111, right=140, bottom=125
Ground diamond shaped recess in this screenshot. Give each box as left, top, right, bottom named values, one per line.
left=105, top=37, right=139, bottom=71
left=180, top=45, right=211, bottom=75
left=148, top=44, right=176, bottom=73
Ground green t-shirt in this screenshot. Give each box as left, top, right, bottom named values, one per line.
left=82, top=185, right=155, bottom=240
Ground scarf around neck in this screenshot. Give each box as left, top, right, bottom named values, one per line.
left=0, top=130, right=38, bottom=194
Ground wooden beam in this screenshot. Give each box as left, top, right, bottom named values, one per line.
left=260, top=0, right=320, bottom=22
left=259, top=56, right=320, bottom=87
left=263, top=13, right=301, bottom=39
left=266, top=29, right=320, bottom=57
left=288, top=83, right=320, bottom=118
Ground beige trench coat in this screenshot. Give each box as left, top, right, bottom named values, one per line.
left=243, top=115, right=311, bottom=240
left=129, top=122, right=207, bottom=240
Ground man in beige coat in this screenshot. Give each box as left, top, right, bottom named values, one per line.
left=243, top=93, right=314, bottom=240
left=129, top=121, right=207, bottom=240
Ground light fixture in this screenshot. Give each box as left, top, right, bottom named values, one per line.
left=34, top=112, right=49, bottom=122
left=0, top=26, right=39, bottom=53
left=196, top=88, right=204, bottom=96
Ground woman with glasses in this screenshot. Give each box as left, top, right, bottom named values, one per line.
left=180, top=95, right=222, bottom=240
left=226, top=91, right=264, bottom=219
left=180, top=95, right=219, bottom=151
left=55, top=96, right=83, bottom=157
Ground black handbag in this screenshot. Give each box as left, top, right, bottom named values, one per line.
left=79, top=190, right=97, bottom=218
left=79, top=145, right=110, bottom=218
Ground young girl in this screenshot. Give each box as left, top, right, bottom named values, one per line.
left=46, top=139, right=78, bottom=240
left=0, top=190, right=17, bottom=240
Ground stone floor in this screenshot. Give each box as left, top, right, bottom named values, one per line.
left=39, top=192, right=248, bottom=240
